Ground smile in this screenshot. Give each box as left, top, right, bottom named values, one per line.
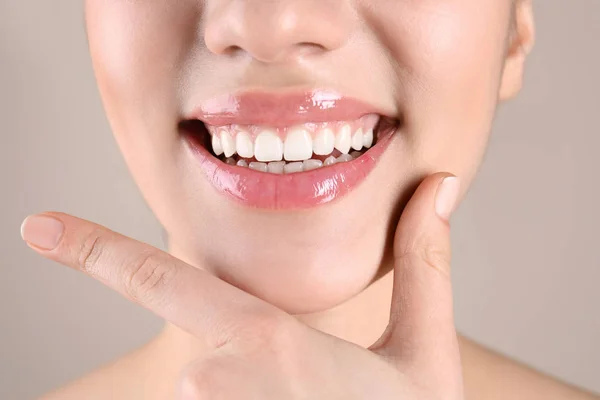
left=181, top=90, right=399, bottom=209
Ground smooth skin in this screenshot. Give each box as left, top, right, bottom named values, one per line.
left=21, top=0, right=600, bottom=398
left=23, top=175, right=599, bottom=399
left=24, top=174, right=462, bottom=399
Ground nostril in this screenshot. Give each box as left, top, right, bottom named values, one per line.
left=222, top=45, right=244, bottom=57
left=202, top=1, right=351, bottom=63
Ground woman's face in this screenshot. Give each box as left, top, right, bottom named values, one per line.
left=85, top=0, right=527, bottom=314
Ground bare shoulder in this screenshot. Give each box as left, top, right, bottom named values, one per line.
left=37, top=332, right=598, bottom=400
left=38, top=340, right=165, bottom=400
left=458, top=335, right=599, bottom=400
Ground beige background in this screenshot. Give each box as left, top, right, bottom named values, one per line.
left=1, top=1, right=599, bottom=398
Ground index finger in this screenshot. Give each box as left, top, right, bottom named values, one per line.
left=20, top=212, right=274, bottom=348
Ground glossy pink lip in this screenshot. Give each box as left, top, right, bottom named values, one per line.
left=183, top=125, right=396, bottom=210
left=187, top=89, right=390, bottom=127
left=181, top=90, right=398, bottom=209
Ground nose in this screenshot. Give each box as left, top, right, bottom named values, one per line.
left=203, top=0, right=353, bottom=63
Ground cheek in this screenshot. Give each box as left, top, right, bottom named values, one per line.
left=379, top=0, right=511, bottom=179
left=85, top=1, right=196, bottom=136
left=85, top=1, right=199, bottom=188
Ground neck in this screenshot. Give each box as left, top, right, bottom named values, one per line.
left=156, top=240, right=395, bottom=364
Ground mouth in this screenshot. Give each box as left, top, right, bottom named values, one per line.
left=180, top=90, right=400, bottom=210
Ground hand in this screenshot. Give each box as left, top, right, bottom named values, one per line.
left=21, top=172, right=463, bottom=399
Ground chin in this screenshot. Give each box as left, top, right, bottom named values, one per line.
left=131, top=90, right=406, bottom=314
left=162, top=142, right=405, bottom=314
left=211, top=243, right=386, bottom=315
left=201, top=191, right=399, bottom=314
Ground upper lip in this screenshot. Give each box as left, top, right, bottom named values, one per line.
left=186, top=89, right=393, bottom=128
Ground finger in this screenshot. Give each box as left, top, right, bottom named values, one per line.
left=20, top=212, right=275, bottom=347
left=177, top=354, right=260, bottom=400
left=372, top=173, right=461, bottom=366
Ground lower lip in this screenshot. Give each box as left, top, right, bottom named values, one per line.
left=183, top=127, right=396, bottom=210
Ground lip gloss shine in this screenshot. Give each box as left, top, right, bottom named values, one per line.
left=182, top=90, right=398, bottom=209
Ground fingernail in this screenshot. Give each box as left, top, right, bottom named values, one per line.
left=20, top=215, right=65, bottom=250
left=435, top=176, right=460, bottom=221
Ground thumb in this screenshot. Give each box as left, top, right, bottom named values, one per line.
left=372, top=173, right=461, bottom=367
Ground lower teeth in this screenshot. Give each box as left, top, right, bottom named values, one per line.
left=222, top=151, right=364, bottom=174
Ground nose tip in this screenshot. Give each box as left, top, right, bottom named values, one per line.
left=203, top=1, right=352, bottom=63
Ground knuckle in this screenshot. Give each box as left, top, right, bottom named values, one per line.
left=243, top=314, right=305, bottom=389
left=178, top=357, right=230, bottom=399
left=419, top=243, right=450, bottom=275
left=397, top=238, right=451, bottom=277
left=77, top=228, right=106, bottom=276
left=178, top=370, right=212, bottom=399
left=247, top=311, right=302, bottom=352
left=124, top=251, right=175, bottom=302
left=199, top=307, right=297, bottom=351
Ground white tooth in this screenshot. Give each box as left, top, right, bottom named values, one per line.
left=350, top=151, right=362, bottom=159
left=334, top=124, right=352, bottom=154
left=284, top=162, right=304, bottom=174
left=337, top=154, right=353, bottom=163
left=236, top=159, right=248, bottom=167
left=254, top=130, right=283, bottom=162
left=324, top=156, right=337, bottom=166
left=211, top=134, right=224, bottom=156
left=313, top=128, right=335, bottom=155
left=284, top=127, right=313, bottom=161
left=220, top=130, right=236, bottom=158
left=235, top=131, right=254, bottom=158
left=303, top=159, right=323, bottom=171
left=267, top=161, right=285, bottom=174
left=363, top=128, right=374, bottom=148
left=225, top=157, right=236, bottom=165
left=249, top=162, right=268, bottom=172
left=351, top=128, right=364, bottom=151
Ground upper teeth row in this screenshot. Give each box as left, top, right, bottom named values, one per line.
left=207, top=122, right=375, bottom=162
